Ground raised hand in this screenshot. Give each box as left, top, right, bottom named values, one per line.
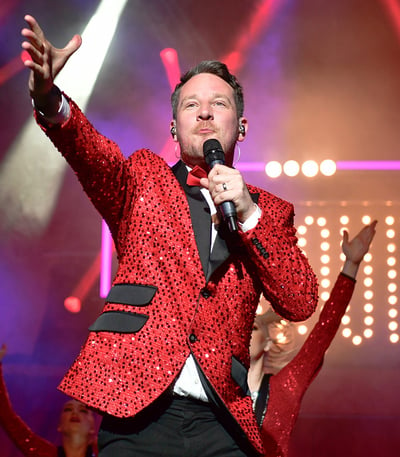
left=341, top=220, right=377, bottom=278
left=21, top=14, right=82, bottom=112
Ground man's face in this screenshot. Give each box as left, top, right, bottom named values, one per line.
left=172, top=73, right=246, bottom=168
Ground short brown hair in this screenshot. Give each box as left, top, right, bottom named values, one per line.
left=171, top=60, right=244, bottom=119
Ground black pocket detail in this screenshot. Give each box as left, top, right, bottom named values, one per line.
left=89, top=311, right=149, bottom=333
left=231, top=355, right=250, bottom=396
left=106, top=284, right=157, bottom=306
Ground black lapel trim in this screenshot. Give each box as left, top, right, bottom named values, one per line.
left=255, top=373, right=272, bottom=426
left=206, top=225, right=232, bottom=282
left=250, top=192, right=260, bottom=204
left=172, top=161, right=211, bottom=276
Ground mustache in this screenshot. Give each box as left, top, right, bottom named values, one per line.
left=194, top=122, right=215, bottom=133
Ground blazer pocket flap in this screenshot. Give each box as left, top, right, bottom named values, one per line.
left=106, top=284, right=157, bottom=306
left=89, top=311, right=149, bottom=333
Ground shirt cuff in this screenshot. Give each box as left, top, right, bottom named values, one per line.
left=239, top=204, right=262, bottom=232
left=33, top=92, right=70, bottom=125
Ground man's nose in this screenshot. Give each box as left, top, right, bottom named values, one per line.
left=197, top=106, right=214, bottom=120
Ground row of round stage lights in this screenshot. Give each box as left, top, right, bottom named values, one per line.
left=340, top=215, right=375, bottom=345
left=265, top=160, right=336, bottom=178
left=384, top=215, right=398, bottom=343
left=292, top=215, right=398, bottom=345
left=293, top=215, right=372, bottom=344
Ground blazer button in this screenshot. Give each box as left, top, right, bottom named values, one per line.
left=189, top=333, right=197, bottom=343
left=200, top=288, right=211, bottom=298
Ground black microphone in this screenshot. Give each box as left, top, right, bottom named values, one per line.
left=203, top=139, right=238, bottom=232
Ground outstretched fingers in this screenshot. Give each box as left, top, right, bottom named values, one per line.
left=358, top=220, right=377, bottom=248
left=22, top=15, right=46, bottom=50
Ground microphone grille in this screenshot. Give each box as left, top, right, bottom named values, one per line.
left=203, top=139, right=225, bottom=166
left=203, top=138, right=222, bottom=153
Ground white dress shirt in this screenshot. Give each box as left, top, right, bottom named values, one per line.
left=173, top=167, right=261, bottom=401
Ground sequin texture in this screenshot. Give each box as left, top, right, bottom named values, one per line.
left=39, top=98, right=318, bottom=455
left=260, top=274, right=355, bottom=456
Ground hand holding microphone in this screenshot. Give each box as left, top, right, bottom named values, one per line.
left=203, top=139, right=239, bottom=232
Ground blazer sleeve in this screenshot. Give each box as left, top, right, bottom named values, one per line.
left=240, top=190, right=319, bottom=321
left=259, top=274, right=355, bottom=456
left=36, top=96, right=130, bottom=238
left=281, top=273, right=355, bottom=388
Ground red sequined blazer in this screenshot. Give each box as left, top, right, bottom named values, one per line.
left=38, top=96, right=318, bottom=455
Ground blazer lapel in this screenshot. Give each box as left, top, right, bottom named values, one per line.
left=206, top=191, right=260, bottom=281
left=172, top=161, right=211, bottom=276
left=171, top=161, right=261, bottom=282
left=206, top=225, right=230, bottom=282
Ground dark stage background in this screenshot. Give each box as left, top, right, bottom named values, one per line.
left=0, top=1, right=399, bottom=456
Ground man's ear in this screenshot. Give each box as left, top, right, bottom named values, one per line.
left=170, top=121, right=177, bottom=140
left=238, top=117, right=248, bottom=141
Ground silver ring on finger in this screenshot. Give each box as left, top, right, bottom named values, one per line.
left=222, top=182, right=227, bottom=191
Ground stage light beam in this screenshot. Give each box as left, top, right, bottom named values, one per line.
left=0, top=0, right=129, bottom=236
